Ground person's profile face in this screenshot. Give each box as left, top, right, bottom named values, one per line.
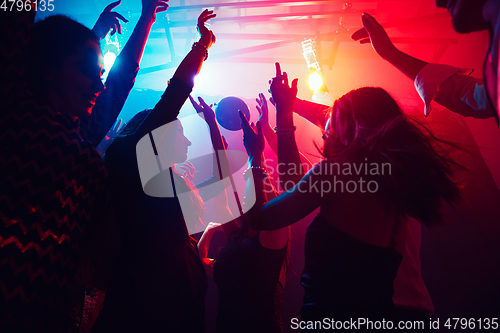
left=49, top=39, right=105, bottom=119
left=435, top=0, right=488, bottom=33
left=172, top=122, right=192, bottom=164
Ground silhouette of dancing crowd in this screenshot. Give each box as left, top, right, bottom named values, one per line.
left=1, top=0, right=498, bottom=332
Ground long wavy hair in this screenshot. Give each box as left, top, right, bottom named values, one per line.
left=320, top=87, right=462, bottom=227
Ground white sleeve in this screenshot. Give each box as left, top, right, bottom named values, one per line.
left=414, top=63, right=494, bottom=119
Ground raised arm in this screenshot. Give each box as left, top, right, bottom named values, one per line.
left=133, top=9, right=216, bottom=140
left=85, top=0, right=169, bottom=146
left=188, top=95, right=233, bottom=201
left=256, top=93, right=278, bottom=152
left=351, top=13, right=427, bottom=81
left=269, top=63, right=304, bottom=191
left=351, top=13, right=494, bottom=119
left=92, top=1, right=129, bottom=41
left=293, top=98, right=330, bottom=127
left=239, top=112, right=292, bottom=244
left=197, top=222, right=223, bottom=276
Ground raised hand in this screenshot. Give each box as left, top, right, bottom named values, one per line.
left=198, top=9, right=217, bottom=50
left=269, top=62, right=298, bottom=112
left=92, top=1, right=129, bottom=40
left=141, top=0, right=169, bottom=21
left=351, top=13, right=397, bottom=61
left=255, top=93, right=270, bottom=126
left=189, top=95, right=216, bottom=123
left=204, top=222, right=223, bottom=233
left=239, top=111, right=264, bottom=159
left=179, top=161, right=196, bottom=181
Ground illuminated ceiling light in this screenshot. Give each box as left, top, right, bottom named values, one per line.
left=308, top=68, right=324, bottom=92
left=302, top=38, right=328, bottom=96
left=102, top=34, right=121, bottom=75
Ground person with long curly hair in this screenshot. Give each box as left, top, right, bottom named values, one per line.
left=241, top=67, right=462, bottom=329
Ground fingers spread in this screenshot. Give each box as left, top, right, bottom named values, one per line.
left=291, top=78, right=299, bottom=90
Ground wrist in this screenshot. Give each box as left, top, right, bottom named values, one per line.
left=381, top=45, right=400, bottom=63
left=276, top=105, right=294, bottom=119
left=141, top=8, right=159, bottom=23
left=276, top=113, right=294, bottom=129
left=192, top=42, right=208, bottom=61
left=276, top=118, right=294, bottom=129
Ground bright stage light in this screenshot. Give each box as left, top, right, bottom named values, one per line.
left=104, top=51, right=117, bottom=71
left=302, top=38, right=328, bottom=96
left=308, top=70, right=324, bottom=92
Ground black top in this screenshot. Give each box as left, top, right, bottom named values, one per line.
left=92, top=78, right=207, bottom=333
left=213, top=232, right=287, bottom=333
left=301, top=214, right=402, bottom=321
left=0, top=9, right=138, bottom=332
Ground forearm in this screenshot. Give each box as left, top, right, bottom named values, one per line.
left=87, top=56, right=139, bottom=146
left=246, top=155, right=269, bottom=228
left=197, top=229, right=214, bottom=259
left=119, top=14, right=155, bottom=65
left=172, top=46, right=206, bottom=87
left=276, top=105, right=303, bottom=191
left=205, top=118, right=229, bottom=180
left=384, top=48, right=428, bottom=82
left=206, top=118, right=225, bottom=152
left=213, top=189, right=235, bottom=222
left=134, top=78, right=192, bottom=140
left=293, top=98, right=330, bottom=127
left=87, top=8, right=157, bottom=146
